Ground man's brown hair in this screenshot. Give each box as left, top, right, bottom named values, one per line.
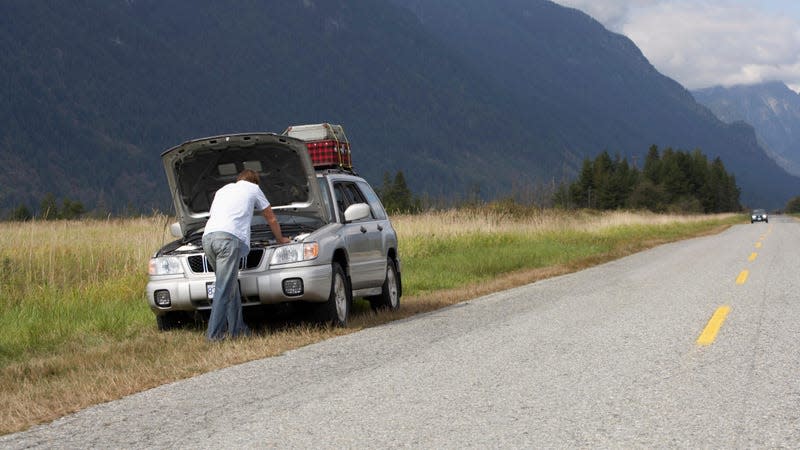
left=237, top=169, right=260, bottom=185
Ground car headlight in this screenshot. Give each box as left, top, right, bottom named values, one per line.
left=270, top=242, right=319, bottom=265
left=752, top=215, right=757, bottom=219
left=148, top=256, right=184, bottom=275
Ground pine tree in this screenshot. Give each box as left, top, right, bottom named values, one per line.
left=786, top=196, right=800, bottom=213
left=39, top=193, right=59, bottom=220
left=378, top=170, right=417, bottom=213
left=626, top=180, right=667, bottom=211
left=392, top=171, right=415, bottom=212
left=61, top=199, right=86, bottom=219
left=592, top=151, right=614, bottom=209
left=9, top=205, right=32, bottom=221
left=570, top=158, right=595, bottom=207
left=643, top=145, right=661, bottom=184
left=379, top=171, right=396, bottom=208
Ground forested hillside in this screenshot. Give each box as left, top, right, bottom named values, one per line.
left=0, top=0, right=796, bottom=215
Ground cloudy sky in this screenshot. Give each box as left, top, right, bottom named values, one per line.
left=550, top=0, right=800, bottom=92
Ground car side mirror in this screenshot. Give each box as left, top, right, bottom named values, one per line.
left=344, top=203, right=371, bottom=222
left=169, top=222, right=182, bottom=238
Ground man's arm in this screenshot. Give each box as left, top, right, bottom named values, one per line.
left=262, top=206, right=290, bottom=244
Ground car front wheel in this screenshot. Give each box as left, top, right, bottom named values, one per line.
left=368, top=258, right=400, bottom=311
left=317, top=262, right=351, bottom=327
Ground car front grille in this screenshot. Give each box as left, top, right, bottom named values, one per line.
left=187, top=249, right=264, bottom=273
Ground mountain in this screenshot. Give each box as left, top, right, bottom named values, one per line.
left=387, top=0, right=798, bottom=209
left=0, top=0, right=797, bottom=214
left=693, top=82, right=800, bottom=178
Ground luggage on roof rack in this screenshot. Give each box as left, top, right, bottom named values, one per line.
left=283, top=123, right=352, bottom=170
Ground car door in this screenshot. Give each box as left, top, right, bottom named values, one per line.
left=333, top=181, right=384, bottom=289
left=356, top=179, right=394, bottom=279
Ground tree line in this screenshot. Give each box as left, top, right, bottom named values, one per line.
left=376, top=171, right=420, bottom=213
left=9, top=152, right=798, bottom=221
left=378, top=146, right=747, bottom=215
left=554, top=146, right=742, bottom=213
left=785, top=196, right=800, bottom=213
left=7, top=193, right=86, bottom=221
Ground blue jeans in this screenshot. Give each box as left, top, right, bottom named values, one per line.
left=202, top=232, right=250, bottom=340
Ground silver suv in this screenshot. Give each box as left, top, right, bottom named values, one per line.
left=146, top=132, right=401, bottom=330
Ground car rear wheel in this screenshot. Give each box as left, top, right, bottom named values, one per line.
left=317, top=262, right=351, bottom=327
left=368, top=258, right=400, bottom=311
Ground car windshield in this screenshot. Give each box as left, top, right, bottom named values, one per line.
left=753, top=209, right=766, bottom=214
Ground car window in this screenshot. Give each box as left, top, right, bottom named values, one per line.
left=333, top=181, right=374, bottom=222
left=344, top=184, right=365, bottom=205
left=357, top=180, right=387, bottom=220
left=316, top=177, right=334, bottom=222
left=333, top=184, right=347, bottom=219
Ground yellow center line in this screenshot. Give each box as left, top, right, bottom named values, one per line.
left=755, top=242, right=762, bottom=248
left=697, top=306, right=731, bottom=346
left=736, top=270, right=749, bottom=284
left=748, top=252, right=757, bottom=262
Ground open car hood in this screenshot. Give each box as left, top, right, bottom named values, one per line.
left=161, top=133, right=325, bottom=238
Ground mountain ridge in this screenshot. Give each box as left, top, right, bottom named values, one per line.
left=693, top=81, right=800, bottom=178
left=0, top=0, right=796, bottom=214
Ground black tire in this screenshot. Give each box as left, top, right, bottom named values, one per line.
left=368, top=258, right=400, bottom=311
left=156, top=311, right=187, bottom=331
left=317, top=262, right=351, bottom=327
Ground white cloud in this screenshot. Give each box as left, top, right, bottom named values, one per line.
left=554, top=0, right=658, bottom=31
left=552, top=0, right=800, bottom=91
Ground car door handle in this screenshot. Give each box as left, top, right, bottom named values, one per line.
left=360, top=226, right=367, bottom=233
left=377, top=224, right=383, bottom=231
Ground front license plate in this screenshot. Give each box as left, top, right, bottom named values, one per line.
left=206, top=281, right=241, bottom=301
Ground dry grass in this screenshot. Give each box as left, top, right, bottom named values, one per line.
left=0, top=209, right=739, bottom=434
left=392, top=208, right=729, bottom=236
left=0, top=326, right=335, bottom=433
left=0, top=216, right=168, bottom=290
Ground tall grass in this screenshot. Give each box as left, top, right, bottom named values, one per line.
left=0, top=216, right=173, bottom=364
left=0, top=208, right=741, bottom=434
left=395, top=208, right=736, bottom=294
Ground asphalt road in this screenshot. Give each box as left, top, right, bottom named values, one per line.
left=3, top=217, right=799, bottom=448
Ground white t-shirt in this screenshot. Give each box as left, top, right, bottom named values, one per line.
left=203, top=180, right=271, bottom=249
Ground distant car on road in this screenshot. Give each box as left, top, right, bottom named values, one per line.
left=751, top=209, right=768, bottom=223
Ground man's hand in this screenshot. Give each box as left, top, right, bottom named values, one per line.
left=262, top=207, right=290, bottom=245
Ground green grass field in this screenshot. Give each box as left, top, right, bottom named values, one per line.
left=0, top=208, right=742, bottom=433
left=0, top=218, right=162, bottom=365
